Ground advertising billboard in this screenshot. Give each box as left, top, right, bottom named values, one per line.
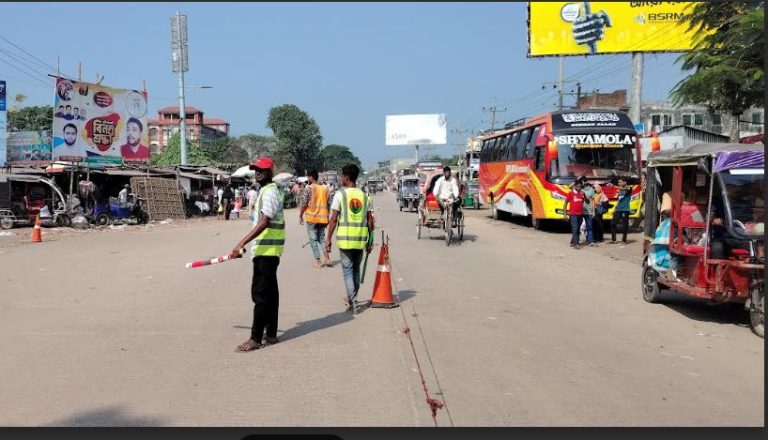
left=528, top=2, right=700, bottom=57
left=52, top=77, right=148, bottom=166
left=0, top=80, right=6, bottom=167
left=7, top=131, right=52, bottom=165
left=385, top=114, right=447, bottom=146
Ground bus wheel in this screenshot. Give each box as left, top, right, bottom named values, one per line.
left=526, top=200, right=542, bottom=230
left=749, top=280, right=764, bottom=339
left=642, top=260, right=662, bottom=303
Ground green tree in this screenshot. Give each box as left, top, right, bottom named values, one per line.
left=237, top=134, right=278, bottom=160
left=200, top=136, right=249, bottom=170
left=670, top=1, right=764, bottom=141
left=150, top=132, right=210, bottom=167
left=7, top=105, right=53, bottom=132
left=320, top=144, right=362, bottom=172
left=266, top=104, right=323, bottom=176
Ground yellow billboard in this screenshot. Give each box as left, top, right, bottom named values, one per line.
left=528, top=2, right=700, bottom=57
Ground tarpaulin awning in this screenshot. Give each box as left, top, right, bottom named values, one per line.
left=713, top=151, right=764, bottom=172
left=178, top=172, right=214, bottom=181
left=647, top=143, right=764, bottom=168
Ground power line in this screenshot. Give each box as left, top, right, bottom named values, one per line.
left=0, top=34, right=57, bottom=72
left=0, top=55, right=49, bottom=87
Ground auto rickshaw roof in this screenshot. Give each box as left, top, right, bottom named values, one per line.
left=646, top=142, right=764, bottom=168
left=400, top=175, right=419, bottom=181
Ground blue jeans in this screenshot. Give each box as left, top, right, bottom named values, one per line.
left=340, top=249, right=363, bottom=303
left=583, top=214, right=594, bottom=244
left=570, top=215, right=583, bottom=246
left=306, top=222, right=327, bottom=260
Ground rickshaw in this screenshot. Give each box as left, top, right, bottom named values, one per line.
left=461, top=179, right=481, bottom=209
left=0, top=175, right=72, bottom=229
left=397, top=175, right=420, bottom=212
left=417, top=172, right=465, bottom=246
left=642, top=143, right=764, bottom=338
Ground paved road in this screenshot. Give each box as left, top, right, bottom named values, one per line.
left=0, top=191, right=763, bottom=426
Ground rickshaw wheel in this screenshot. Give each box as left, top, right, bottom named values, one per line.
left=96, top=213, right=111, bottom=226
left=0, top=217, right=13, bottom=230
left=458, top=211, right=464, bottom=241
left=417, top=219, right=422, bottom=239
left=444, top=209, right=452, bottom=246
left=642, top=261, right=662, bottom=303
left=749, top=281, right=764, bottom=338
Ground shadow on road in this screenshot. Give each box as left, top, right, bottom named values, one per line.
left=43, top=405, right=165, bottom=427
left=659, top=290, right=750, bottom=328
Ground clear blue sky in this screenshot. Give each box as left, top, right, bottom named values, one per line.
left=1, top=2, right=687, bottom=169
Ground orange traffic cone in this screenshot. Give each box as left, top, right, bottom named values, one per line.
left=31, top=215, right=42, bottom=243
left=369, top=243, right=399, bottom=308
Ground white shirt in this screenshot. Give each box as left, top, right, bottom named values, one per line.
left=246, top=189, right=258, bottom=211
left=118, top=188, right=128, bottom=204
left=217, top=188, right=224, bottom=203
left=432, top=176, right=459, bottom=201
left=253, top=184, right=284, bottom=226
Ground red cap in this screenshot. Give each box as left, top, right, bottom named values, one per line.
left=250, top=157, right=274, bottom=170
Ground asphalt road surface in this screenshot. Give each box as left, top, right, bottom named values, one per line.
left=0, top=192, right=763, bottom=426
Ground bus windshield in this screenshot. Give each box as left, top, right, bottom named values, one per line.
left=554, top=144, right=637, bottom=181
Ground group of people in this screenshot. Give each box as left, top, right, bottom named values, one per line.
left=563, top=177, right=633, bottom=249
left=228, top=160, right=374, bottom=352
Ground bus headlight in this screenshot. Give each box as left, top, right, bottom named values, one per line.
left=550, top=191, right=566, bottom=201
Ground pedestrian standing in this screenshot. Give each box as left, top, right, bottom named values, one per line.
left=324, top=164, right=374, bottom=312
left=582, top=182, right=596, bottom=246
left=592, top=183, right=607, bottom=243
left=611, top=177, right=632, bottom=245
left=246, top=185, right=258, bottom=222
left=216, top=186, right=224, bottom=220
left=222, top=183, right=234, bottom=221
left=229, top=157, right=285, bottom=352
left=299, top=171, right=331, bottom=268
left=563, top=181, right=585, bottom=249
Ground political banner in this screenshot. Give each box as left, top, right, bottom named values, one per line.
left=52, top=78, right=148, bottom=166
left=528, top=2, right=700, bottom=57
left=0, top=80, right=6, bottom=167
left=7, top=131, right=52, bottom=165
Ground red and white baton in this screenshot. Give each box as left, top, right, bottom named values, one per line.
left=185, top=248, right=245, bottom=269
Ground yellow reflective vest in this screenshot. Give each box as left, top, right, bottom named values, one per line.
left=251, top=183, right=285, bottom=257
left=336, top=187, right=370, bottom=250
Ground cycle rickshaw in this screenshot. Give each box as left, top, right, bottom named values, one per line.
left=417, top=172, right=465, bottom=246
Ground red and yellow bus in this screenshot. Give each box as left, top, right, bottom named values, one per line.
left=478, top=110, right=643, bottom=229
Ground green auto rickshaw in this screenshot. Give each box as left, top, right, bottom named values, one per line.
left=461, top=180, right=481, bottom=209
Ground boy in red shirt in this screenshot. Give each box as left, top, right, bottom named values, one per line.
left=563, top=181, right=585, bottom=249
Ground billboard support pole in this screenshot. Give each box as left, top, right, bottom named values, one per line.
left=414, top=145, right=420, bottom=164
left=558, top=56, right=564, bottom=111
left=630, top=52, right=644, bottom=124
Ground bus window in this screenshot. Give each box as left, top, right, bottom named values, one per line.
left=505, top=132, right=520, bottom=161
left=488, top=138, right=499, bottom=162
left=515, top=129, right=531, bottom=159
left=498, top=135, right=511, bottom=161
left=480, top=140, right=490, bottom=162
left=496, top=138, right=508, bottom=162
left=534, top=146, right=545, bottom=171
left=526, top=125, right=541, bottom=158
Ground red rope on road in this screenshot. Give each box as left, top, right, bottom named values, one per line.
left=402, top=326, right=444, bottom=426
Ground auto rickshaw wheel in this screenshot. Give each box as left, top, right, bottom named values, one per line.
left=399, top=204, right=403, bottom=212
left=417, top=218, right=422, bottom=239
left=642, top=260, right=662, bottom=303
left=96, top=213, right=111, bottom=226
left=474, top=199, right=479, bottom=210
left=749, top=281, right=764, bottom=338
left=0, top=217, right=13, bottom=230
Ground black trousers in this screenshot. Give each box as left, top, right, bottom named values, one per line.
left=593, top=215, right=604, bottom=242
left=250, top=256, right=280, bottom=342
left=223, top=198, right=231, bottom=220
left=611, top=211, right=630, bottom=242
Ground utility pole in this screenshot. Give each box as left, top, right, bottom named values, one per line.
left=629, top=52, right=644, bottom=125
left=482, top=105, right=507, bottom=131
left=450, top=125, right=470, bottom=180
left=171, top=12, right=189, bottom=165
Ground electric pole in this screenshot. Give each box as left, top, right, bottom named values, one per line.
left=171, top=12, right=189, bottom=165
left=482, top=105, right=507, bottom=131
left=450, top=125, right=470, bottom=180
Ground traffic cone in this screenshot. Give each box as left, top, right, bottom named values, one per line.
left=369, top=243, right=399, bottom=308
left=31, top=215, right=42, bottom=243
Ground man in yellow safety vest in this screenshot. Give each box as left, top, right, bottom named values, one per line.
left=299, top=170, right=331, bottom=268
left=229, top=157, right=285, bottom=352
left=324, top=164, right=374, bottom=313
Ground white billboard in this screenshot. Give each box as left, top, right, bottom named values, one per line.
left=385, top=114, right=447, bottom=146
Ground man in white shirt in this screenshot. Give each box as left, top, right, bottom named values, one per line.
left=118, top=184, right=130, bottom=207
left=432, top=166, right=460, bottom=216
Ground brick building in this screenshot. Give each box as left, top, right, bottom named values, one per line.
left=577, top=89, right=628, bottom=111
left=148, top=106, right=231, bottom=154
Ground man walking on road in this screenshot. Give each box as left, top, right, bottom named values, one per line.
left=564, top=181, right=585, bottom=249
left=324, top=164, right=374, bottom=312
left=300, top=170, right=331, bottom=268
left=229, top=157, right=285, bottom=352
left=611, top=177, right=632, bottom=245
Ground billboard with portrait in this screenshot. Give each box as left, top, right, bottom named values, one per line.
left=7, top=131, right=52, bottom=165
left=385, top=114, right=447, bottom=146
left=528, top=2, right=700, bottom=57
left=52, top=78, right=148, bottom=166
